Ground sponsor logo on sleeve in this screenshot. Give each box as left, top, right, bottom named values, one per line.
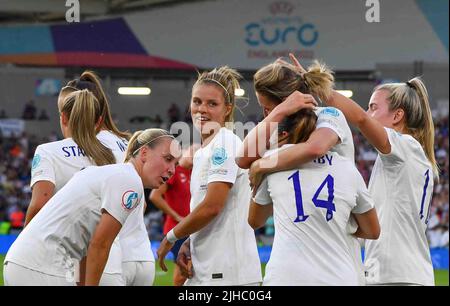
left=121, top=190, right=139, bottom=211
left=31, top=154, right=41, bottom=170
left=320, top=108, right=340, bottom=117
left=211, top=147, right=228, bottom=166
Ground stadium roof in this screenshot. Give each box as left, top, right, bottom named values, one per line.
left=0, top=0, right=204, bottom=24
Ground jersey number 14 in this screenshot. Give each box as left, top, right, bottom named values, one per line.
left=288, top=171, right=336, bottom=223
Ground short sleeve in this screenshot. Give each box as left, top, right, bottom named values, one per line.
left=316, top=107, right=347, bottom=144
left=352, top=171, right=375, bottom=214
left=377, top=128, right=406, bottom=166
left=207, top=132, right=239, bottom=185
left=101, top=174, right=142, bottom=225
left=30, top=146, right=56, bottom=187
left=253, top=177, right=272, bottom=205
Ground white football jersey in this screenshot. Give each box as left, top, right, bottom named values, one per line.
left=315, top=106, right=362, bottom=280
left=119, top=200, right=154, bottom=263
left=5, top=163, right=143, bottom=278
left=186, top=128, right=262, bottom=286
left=30, top=130, right=128, bottom=192
left=315, top=107, right=355, bottom=162
left=29, top=130, right=128, bottom=274
left=365, top=128, right=435, bottom=285
left=254, top=147, right=374, bottom=286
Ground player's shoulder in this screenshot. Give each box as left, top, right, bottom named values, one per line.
left=97, top=130, right=127, bottom=145
left=218, top=127, right=242, bottom=143
left=105, top=163, right=140, bottom=183
left=36, top=138, right=76, bottom=154
left=315, top=106, right=344, bottom=118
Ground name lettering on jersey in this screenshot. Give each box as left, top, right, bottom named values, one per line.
left=313, top=154, right=333, bottom=166
left=116, top=140, right=127, bottom=152
left=121, top=190, right=140, bottom=211
left=62, top=146, right=86, bottom=157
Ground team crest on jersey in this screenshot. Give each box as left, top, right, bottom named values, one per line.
left=320, top=108, right=340, bottom=117
left=211, top=147, right=227, bottom=166
left=31, top=154, right=41, bottom=170
left=121, top=190, right=139, bottom=211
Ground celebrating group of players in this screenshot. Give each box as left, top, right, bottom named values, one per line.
left=3, top=54, right=438, bottom=286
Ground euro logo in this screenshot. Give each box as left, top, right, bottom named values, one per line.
left=122, top=191, right=139, bottom=210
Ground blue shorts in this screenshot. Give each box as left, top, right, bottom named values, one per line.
left=170, top=237, right=188, bottom=260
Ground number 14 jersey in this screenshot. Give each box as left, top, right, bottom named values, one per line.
left=254, top=147, right=374, bottom=285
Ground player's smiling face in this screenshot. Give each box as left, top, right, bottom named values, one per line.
left=141, top=138, right=181, bottom=188
left=190, top=83, right=231, bottom=136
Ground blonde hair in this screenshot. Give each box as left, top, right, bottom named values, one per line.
left=194, top=66, right=243, bottom=123
left=375, top=77, right=438, bottom=178
left=61, top=90, right=116, bottom=166
left=124, top=128, right=174, bottom=162
left=62, top=71, right=131, bottom=140
left=254, top=60, right=334, bottom=103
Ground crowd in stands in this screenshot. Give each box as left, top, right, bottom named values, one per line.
left=0, top=113, right=448, bottom=248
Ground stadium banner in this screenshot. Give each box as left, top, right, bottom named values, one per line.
left=0, top=0, right=447, bottom=70
left=35, top=78, right=62, bottom=97
left=1, top=235, right=447, bottom=269
left=0, top=119, right=25, bottom=137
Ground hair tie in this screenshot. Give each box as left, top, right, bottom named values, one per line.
left=406, top=81, right=414, bottom=89
left=132, top=134, right=175, bottom=157
left=200, top=78, right=232, bottom=103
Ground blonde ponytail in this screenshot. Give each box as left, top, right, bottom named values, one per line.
left=62, top=71, right=131, bottom=140
left=302, top=61, right=335, bottom=102
left=61, top=90, right=116, bottom=166
left=376, top=77, right=439, bottom=178
left=254, top=60, right=335, bottom=104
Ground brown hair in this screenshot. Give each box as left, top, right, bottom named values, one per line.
left=61, top=90, right=116, bottom=166
left=278, top=109, right=318, bottom=144
left=61, top=71, right=131, bottom=140
left=375, top=77, right=438, bottom=178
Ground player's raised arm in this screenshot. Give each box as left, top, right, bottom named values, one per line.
left=325, top=90, right=391, bottom=154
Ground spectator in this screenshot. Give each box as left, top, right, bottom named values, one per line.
left=0, top=109, right=7, bottom=119
left=22, top=100, right=37, bottom=120
left=38, top=109, right=49, bottom=121
left=8, top=205, right=25, bottom=234
left=168, top=103, right=180, bottom=125
left=154, top=115, right=163, bottom=128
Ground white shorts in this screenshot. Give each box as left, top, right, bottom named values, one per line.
left=122, top=261, right=155, bottom=286
left=3, top=262, right=75, bottom=286
left=99, top=273, right=125, bottom=286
